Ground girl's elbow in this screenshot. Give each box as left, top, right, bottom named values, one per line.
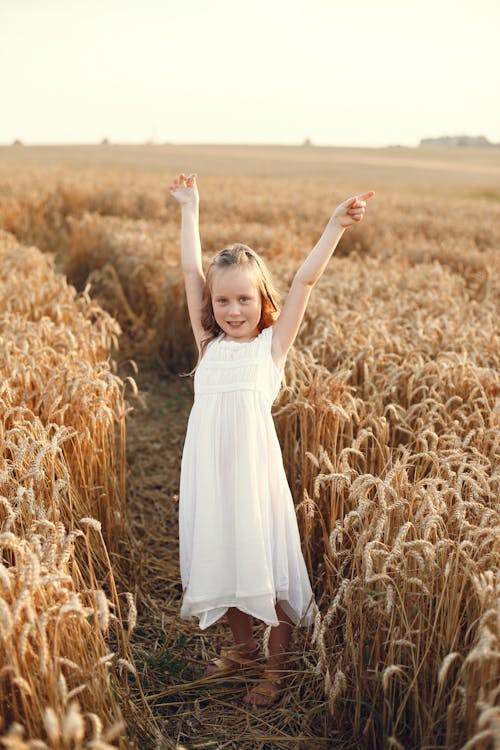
left=295, top=271, right=316, bottom=288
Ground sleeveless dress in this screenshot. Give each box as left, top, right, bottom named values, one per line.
left=178, top=325, right=316, bottom=630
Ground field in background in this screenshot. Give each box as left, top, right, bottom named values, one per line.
left=2, top=142, right=500, bottom=195
left=0, top=144, right=499, bottom=749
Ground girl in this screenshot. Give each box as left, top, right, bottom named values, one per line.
left=170, top=173, right=374, bottom=707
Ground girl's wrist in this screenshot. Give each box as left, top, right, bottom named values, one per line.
left=181, top=201, right=199, bottom=214
left=329, top=215, right=346, bottom=231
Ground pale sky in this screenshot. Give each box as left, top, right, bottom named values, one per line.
left=2, top=0, right=499, bottom=148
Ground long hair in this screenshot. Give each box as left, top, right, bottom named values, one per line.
left=191, top=244, right=281, bottom=373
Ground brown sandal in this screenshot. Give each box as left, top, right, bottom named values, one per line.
left=204, top=645, right=261, bottom=678
left=243, top=669, right=283, bottom=707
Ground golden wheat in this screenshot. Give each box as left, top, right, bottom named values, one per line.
left=0, top=234, right=137, bottom=747
left=0, top=162, right=498, bottom=749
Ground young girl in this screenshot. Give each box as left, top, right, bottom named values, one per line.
left=170, top=173, right=374, bottom=707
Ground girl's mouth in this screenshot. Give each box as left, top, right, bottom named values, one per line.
left=227, top=321, right=244, bottom=327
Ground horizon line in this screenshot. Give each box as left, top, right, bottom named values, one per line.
left=3, top=137, right=499, bottom=150
left=0, top=140, right=447, bottom=150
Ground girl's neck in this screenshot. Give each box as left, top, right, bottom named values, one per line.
left=222, top=330, right=259, bottom=343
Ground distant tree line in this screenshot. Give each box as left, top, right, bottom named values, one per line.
left=420, top=135, right=499, bottom=148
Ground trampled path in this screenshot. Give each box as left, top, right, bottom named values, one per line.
left=123, top=365, right=340, bottom=750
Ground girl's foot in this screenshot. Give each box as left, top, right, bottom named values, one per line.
left=204, top=643, right=260, bottom=678
left=242, top=669, right=282, bottom=707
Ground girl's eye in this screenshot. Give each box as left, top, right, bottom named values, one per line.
left=240, top=297, right=248, bottom=302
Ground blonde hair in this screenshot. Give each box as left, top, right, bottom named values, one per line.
left=191, top=244, right=281, bottom=373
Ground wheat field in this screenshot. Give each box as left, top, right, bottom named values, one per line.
left=0, top=144, right=499, bottom=749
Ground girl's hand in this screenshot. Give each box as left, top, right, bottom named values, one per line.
left=332, top=191, right=375, bottom=228
left=169, top=173, right=199, bottom=207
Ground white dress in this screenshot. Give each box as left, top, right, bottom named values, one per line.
left=178, top=325, right=316, bottom=630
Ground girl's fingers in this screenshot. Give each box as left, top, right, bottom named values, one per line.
left=345, top=190, right=374, bottom=209
left=171, top=172, right=196, bottom=187
left=347, top=208, right=366, bottom=221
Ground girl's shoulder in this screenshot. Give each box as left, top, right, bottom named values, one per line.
left=196, top=332, right=223, bottom=364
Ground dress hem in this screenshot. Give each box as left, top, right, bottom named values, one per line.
left=180, top=593, right=317, bottom=631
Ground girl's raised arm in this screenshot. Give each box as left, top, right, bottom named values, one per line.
left=169, top=173, right=206, bottom=350
left=272, top=191, right=375, bottom=368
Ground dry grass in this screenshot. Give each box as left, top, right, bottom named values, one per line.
left=0, top=148, right=499, bottom=748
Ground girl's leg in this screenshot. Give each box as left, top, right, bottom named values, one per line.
left=226, top=607, right=258, bottom=652
left=267, top=602, right=293, bottom=670
left=226, top=604, right=293, bottom=662
left=243, top=602, right=293, bottom=706
left=205, top=607, right=258, bottom=676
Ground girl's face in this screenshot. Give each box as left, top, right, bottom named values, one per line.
left=211, top=266, right=262, bottom=341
